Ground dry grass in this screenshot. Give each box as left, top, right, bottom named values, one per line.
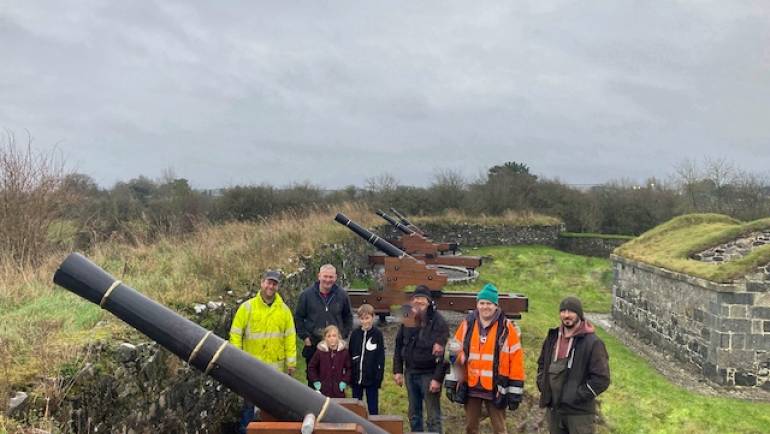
left=614, top=213, right=770, bottom=282
left=0, top=202, right=377, bottom=396
left=412, top=209, right=562, bottom=226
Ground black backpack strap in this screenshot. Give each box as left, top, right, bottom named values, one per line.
left=462, top=311, right=476, bottom=365
left=492, top=315, right=509, bottom=382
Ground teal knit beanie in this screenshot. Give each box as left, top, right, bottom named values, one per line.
left=477, top=283, right=499, bottom=304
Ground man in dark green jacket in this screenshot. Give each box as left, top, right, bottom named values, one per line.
left=537, top=296, right=610, bottom=434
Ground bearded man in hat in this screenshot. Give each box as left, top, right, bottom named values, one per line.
left=393, top=285, right=449, bottom=434
left=537, top=296, right=610, bottom=434
left=451, top=283, right=524, bottom=434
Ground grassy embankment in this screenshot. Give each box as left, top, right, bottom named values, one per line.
left=616, top=213, right=770, bottom=282
left=0, top=207, right=554, bottom=432
left=296, top=245, right=770, bottom=434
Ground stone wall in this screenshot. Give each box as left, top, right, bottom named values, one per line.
left=28, top=241, right=371, bottom=434
left=611, top=254, right=770, bottom=389
left=557, top=235, right=630, bottom=258
left=378, top=223, right=563, bottom=248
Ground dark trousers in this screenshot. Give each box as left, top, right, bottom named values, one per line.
left=406, top=371, right=442, bottom=434
left=238, top=400, right=258, bottom=434
left=351, top=384, right=380, bottom=415
left=302, top=344, right=317, bottom=387
left=547, top=408, right=595, bottom=434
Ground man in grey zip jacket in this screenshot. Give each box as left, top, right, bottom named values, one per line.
left=537, top=296, right=610, bottom=434
left=294, top=264, right=353, bottom=385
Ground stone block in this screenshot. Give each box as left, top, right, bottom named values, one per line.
left=720, top=318, right=752, bottom=333
left=718, top=292, right=755, bottom=305
left=751, top=334, right=770, bottom=349
left=766, top=321, right=770, bottom=333
left=730, top=305, right=749, bottom=318
left=732, top=334, right=747, bottom=350
left=720, top=333, right=731, bottom=349
left=704, top=312, right=718, bottom=328
left=701, top=327, right=711, bottom=340
left=752, top=307, right=770, bottom=320
left=735, top=372, right=758, bottom=387
left=708, top=302, right=722, bottom=315
left=693, top=308, right=705, bottom=323
left=747, top=281, right=770, bottom=292
left=753, top=320, right=765, bottom=334
left=719, top=318, right=751, bottom=333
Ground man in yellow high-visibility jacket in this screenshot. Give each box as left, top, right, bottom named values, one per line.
left=230, top=270, right=296, bottom=434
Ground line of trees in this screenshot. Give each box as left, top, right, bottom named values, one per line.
left=2, top=131, right=768, bottom=267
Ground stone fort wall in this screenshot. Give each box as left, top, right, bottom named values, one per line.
left=612, top=254, right=770, bottom=389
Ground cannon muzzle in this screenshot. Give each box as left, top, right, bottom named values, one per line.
left=334, top=213, right=407, bottom=258
left=389, top=208, right=425, bottom=236
left=375, top=209, right=415, bottom=235
left=52, top=253, right=387, bottom=434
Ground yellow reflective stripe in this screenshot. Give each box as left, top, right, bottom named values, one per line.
left=481, top=354, right=494, bottom=361
left=286, top=357, right=297, bottom=363
left=480, top=370, right=494, bottom=378
left=468, top=353, right=482, bottom=361
left=230, top=327, right=243, bottom=335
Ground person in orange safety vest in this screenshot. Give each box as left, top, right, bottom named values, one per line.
left=451, top=283, right=525, bottom=434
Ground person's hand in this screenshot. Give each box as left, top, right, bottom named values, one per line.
left=286, top=366, right=296, bottom=376
left=339, top=381, right=347, bottom=392
left=393, top=373, right=404, bottom=387
left=304, top=337, right=312, bottom=346
left=432, top=343, right=444, bottom=356
left=313, top=381, right=321, bottom=391
left=429, top=379, right=441, bottom=393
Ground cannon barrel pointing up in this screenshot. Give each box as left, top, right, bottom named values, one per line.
left=389, top=208, right=425, bottom=236
left=334, top=213, right=407, bottom=258
left=375, top=209, right=415, bottom=235
left=52, top=253, right=388, bottom=434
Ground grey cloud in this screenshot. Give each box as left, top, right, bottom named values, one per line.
left=1, top=1, right=768, bottom=188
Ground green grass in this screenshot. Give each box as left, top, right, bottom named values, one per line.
left=370, top=245, right=770, bottom=433
left=615, top=214, right=770, bottom=282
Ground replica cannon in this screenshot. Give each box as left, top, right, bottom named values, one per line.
left=374, top=210, right=481, bottom=270
left=335, top=213, right=527, bottom=318
left=53, top=253, right=399, bottom=434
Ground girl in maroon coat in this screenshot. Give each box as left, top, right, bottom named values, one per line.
left=308, top=325, right=352, bottom=398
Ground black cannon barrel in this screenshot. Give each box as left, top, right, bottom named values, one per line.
left=389, top=208, right=425, bottom=235
left=52, top=253, right=387, bottom=434
left=375, top=209, right=415, bottom=235
left=334, top=213, right=407, bottom=258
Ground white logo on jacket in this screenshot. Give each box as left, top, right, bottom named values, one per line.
left=365, top=337, right=377, bottom=351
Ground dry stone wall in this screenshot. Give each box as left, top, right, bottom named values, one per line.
left=378, top=223, right=563, bottom=248
left=557, top=235, right=630, bottom=258
left=612, top=255, right=770, bottom=389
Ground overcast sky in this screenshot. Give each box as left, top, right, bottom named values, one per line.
left=1, top=1, right=769, bottom=189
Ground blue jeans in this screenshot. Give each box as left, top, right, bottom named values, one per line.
left=406, top=371, right=442, bottom=434
left=351, top=384, right=380, bottom=415
left=238, top=400, right=257, bottom=434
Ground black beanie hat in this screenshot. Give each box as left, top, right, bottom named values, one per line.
left=559, top=296, right=584, bottom=320
left=412, top=285, right=433, bottom=301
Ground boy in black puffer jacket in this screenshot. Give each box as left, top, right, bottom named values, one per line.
left=348, top=304, right=385, bottom=415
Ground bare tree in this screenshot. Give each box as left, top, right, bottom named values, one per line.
left=0, top=131, right=73, bottom=267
